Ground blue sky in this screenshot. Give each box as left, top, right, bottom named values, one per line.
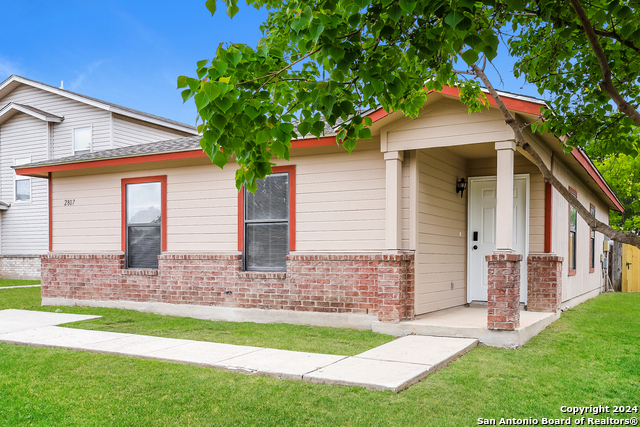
left=0, top=1, right=541, bottom=126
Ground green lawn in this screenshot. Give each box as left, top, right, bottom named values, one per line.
left=1, top=288, right=639, bottom=426
left=0, top=278, right=40, bottom=287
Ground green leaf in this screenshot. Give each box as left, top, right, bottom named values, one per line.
left=309, top=24, right=324, bottom=42
left=226, top=3, right=239, bottom=18
left=205, top=0, right=217, bottom=15
left=181, top=89, right=193, bottom=103
left=194, top=92, right=210, bottom=110
left=444, top=11, right=465, bottom=29
left=213, top=61, right=228, bottom=77
left=461, top=49, right=479, bottom=65
left=211, top=149, right=229, bottom=168
left=196, top=59, right=209, bottom=69
left=270, top=139, right=285, bottom=157
left=256, top=129, right=272, bottom=145
left=214, top=96, right=233, bottom=113
left=399, top=0, right=417, bottom=14
left=364, top=116, right=373, bottom=126
left=177, top=76, right=189, bottom=89
left=388, top=5, right=402, bottom=24
left=297, top=121, right=311, bottom=137
left=359, top=127, right=372, bottom=140
left=227, top=52, right=242, bottom=67
left=203, top=81, right=222, bottom=101
left=210, top=114, right=227, bottom=130
left=245, top=106, right=260, bottom=121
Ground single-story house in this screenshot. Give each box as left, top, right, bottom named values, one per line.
left=15, top=88, right=622, bottom=339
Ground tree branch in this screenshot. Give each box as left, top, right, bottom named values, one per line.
left=470, top=62, right=640, bottom=247
left=569, top=0, right=640, bottom=126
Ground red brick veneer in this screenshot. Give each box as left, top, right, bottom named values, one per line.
left=486, top=253, right=522, bottom=330
left=527, top=254, right=563, bottom=312
left=40, top=253, right=414, bottom=322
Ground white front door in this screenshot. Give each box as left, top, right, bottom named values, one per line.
left=468, top=176, right=528, bottom=302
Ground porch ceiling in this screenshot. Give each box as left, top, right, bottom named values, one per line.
left=445, top=142, right=496, bottom=159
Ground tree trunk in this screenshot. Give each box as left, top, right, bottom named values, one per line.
left=470, top=64, right=640, bottom=249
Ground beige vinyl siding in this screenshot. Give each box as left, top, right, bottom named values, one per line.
left=386, top=99, right=512, bottom=151
left=51, top=146, right=387, bottom=253
left=0, top=114, right=49, bottom=254
left=112, top=114, right=192, bottom=148
left=415, top=147, right=468, bottom=315
left=52, top=162, right=238, bottom=252
left=467, top=153, right=546, bottom=253
left=284, top=146, right=386, bottom=252
left=0, top=84, right=112, bottom=158
left=551, top=159, right=608, bottom=302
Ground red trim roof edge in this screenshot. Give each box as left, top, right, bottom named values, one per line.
left=571, top=148, right=623, bottom=212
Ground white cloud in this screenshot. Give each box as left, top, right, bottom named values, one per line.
left=0, top=56, right=23, bottom=78
left=68, top=59, right=108, bottom=91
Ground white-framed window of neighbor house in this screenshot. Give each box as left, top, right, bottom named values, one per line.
left=14, top=157, right=32, bottom=202
left=73, top=126, right=92, bottom=155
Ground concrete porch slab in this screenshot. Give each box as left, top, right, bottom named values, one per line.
left=303, top=357, right=433, bottom=392
left=356, top=335, right=478, bottom=367
left=372, top=306, right=559, bottom=348
left=0, top=309, right=101, bottom=334
left=214, top=348, right=347, bottom=381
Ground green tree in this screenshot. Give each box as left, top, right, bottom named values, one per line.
left=179, top=0, right=640, bottom=246
left=589, top=152, right=640, bottom=234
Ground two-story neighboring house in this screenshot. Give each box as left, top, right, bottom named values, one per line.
left=0, top=75, right=198, bottom=279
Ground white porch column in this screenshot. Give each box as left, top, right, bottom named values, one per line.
left=495, top=140, right=516, bottom=252
left=385, top=150, right=404, bottom=251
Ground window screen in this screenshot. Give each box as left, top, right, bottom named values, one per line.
left=74, top=127, right=92, bottom=155
left=14, top=157, right=31, bottom=202
left=244, top=173, right=289, bottom=271
left=126, top=182, right=162, bottom=268
left=569, top=205, right=577, bottom=271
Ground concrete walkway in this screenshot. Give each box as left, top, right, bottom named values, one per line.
left=0, top=284, right=41, bottom=289
left=0, top=309, right=478, bottom=392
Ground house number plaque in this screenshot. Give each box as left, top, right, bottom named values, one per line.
left=63, top=199, right=75, bottom=206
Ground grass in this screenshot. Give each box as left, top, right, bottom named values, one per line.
left=0, top=278, right=40, bottom=287
left=1, top=289, right=639, bottom=426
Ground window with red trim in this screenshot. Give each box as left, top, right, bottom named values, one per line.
left=569, top=187, right=577, bottom=275
left=121, top=176, right=167, bottom=269
left=238, top=166, right=295, bottom=272
left=590, top=204, right=596, bottom=273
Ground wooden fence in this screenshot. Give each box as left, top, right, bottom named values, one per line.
left=622, top=244, right=640, bottom=292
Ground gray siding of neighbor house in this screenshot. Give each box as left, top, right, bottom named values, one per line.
left=0, top=113, right=49, bottom=254
left=0, top=84, right=112, bottom=159
left=112, top=114, right=193, bottom=148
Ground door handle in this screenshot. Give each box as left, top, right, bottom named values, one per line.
left=473, top=245, right=478, bottom=250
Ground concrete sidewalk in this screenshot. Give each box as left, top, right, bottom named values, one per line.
left=0, top=309, right=478, bottom=392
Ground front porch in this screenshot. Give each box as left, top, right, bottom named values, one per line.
left=372, top=304, right=559, bottom=348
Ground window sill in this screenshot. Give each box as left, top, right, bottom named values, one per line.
left=238, top=271, right=286, bottom=280
left=589, top=268, right=595, bottom=274
left=568, top=270, right=577, bottom=276
left=121, top=269, right=158, bottom=276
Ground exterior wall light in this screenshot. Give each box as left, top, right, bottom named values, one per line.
left=456, top=178, right=467, bottom=198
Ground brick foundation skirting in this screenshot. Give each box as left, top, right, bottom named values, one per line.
left=0, top=255, right=42, bottom=280
left=486, top=253, right=522, bottom=331
left=527, top=254, right=563, bottom=312
left=40, top=252, right=415, bottom=322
